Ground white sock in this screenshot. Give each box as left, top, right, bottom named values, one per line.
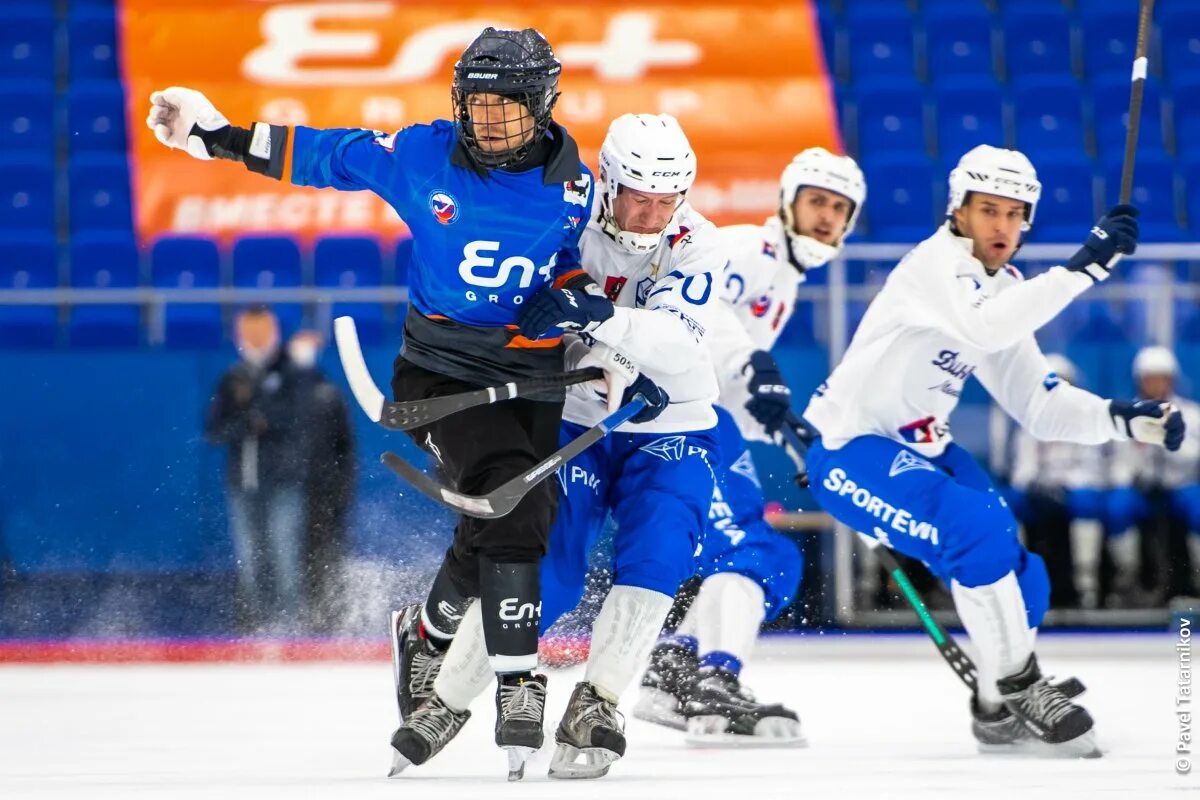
left=431, top=600, right=492, bottom=713
left=585, top=585, right=673, bottom=701
left=1109, top=528, right=1140, bottom=588
left=951, top=572, right=1035, bottom=711
left=691, top=573, right=766, bottom=667
left=1069, top=520, right=1102, bottom=608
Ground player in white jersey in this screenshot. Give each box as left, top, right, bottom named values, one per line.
left=1106, top=346, right=1200, bottom=603
left=800, top=144, right=1183, bottom=756
left=635, top=148, right=866, bottom=745
left=389, top=113, right=722, bottom=780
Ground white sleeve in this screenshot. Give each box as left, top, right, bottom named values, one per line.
left=975, top=337, right=1118, bottom=445
left=588, top=243, right=721, bottom=377
left=906, top=249, right=1094, bottom=353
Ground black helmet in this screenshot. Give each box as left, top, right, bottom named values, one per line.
left=452, top=27, right=561, bottom=169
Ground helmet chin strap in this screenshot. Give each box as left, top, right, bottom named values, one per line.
left=777, top=213, right=840, bottom=273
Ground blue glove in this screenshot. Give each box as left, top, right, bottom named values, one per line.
left=517, top=286, right=614, bottom=338
left=1064, top=204, right=1139, bottom=282
left=624, top=372, right=669, bottom=424
left=1110, top=398, right=1185, bottom=451
left=744, top=350, right=792, bottom=434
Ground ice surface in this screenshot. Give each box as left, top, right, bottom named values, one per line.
left=0, top=634, right=1188, bottom=799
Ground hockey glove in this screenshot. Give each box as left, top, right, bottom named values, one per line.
left=744, top=350, right=792, bottom=435
left=146, top=87, right=283, bottom=175
left=517, top=285, right=615, bottom=338
left=1064, top=205, right=1139, bottom=283
left=624, top=373, right=670, bottom=424
left=1110, top=399, right=1185, bottom=451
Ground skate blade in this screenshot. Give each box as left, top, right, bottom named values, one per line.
left=978, top=730, right=1102, bottom=759
left=684, top=715, right=807, bottom=748
left=387, top=747, right=412, bottom=778
left=548, top=742, right=621, bottom=779
left=505, top=746, right=535, bottom=782
left=632, top=687, right=687, bottom=731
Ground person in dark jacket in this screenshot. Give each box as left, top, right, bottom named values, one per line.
left=287, top=330, right=356, bottom=633
left=206, top=307, right=308, bottom=631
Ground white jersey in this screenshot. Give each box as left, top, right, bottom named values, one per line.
left=803, top=224, right=1125, bottom=457
left=563, top=201, right=721, bottom=433
left=1108, top=395, right=1200, bottom=490
left=1009, top=430, right=1105, bottom=493
left=706, top=216, right=807, bottom=442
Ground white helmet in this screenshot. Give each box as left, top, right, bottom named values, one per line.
left=1044, top=353, right=1078, bottom=385
left=947, top=145, right=1041, bottom=230
left=1133, top=345, right=1179, bottom=379
left=598, top=113, right=696, bottom=253
left=779, top=148, right=866, bottom=268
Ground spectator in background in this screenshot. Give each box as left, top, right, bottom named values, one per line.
left=1007, top=355, right=1107, bottom=609
left=287, top=330, right=356, bottom=634
left=206, top=307, right=308, bottom=632
left=1107, top=346, right=1200, bottom=606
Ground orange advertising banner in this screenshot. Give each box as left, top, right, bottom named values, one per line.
left=121, top=0, right=841, bottom=241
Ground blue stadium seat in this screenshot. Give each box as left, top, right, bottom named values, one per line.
left=860, top=155, right=937, bottom=239
left=1081, top=4, right=1140, bottom=79
left=1172, top=72, right=1200, bottom=157
left=69, top=153, right=133, bottom=233
left=314, top=235, right=385, bottom=344
left=924, top=5, right=994, bottom=79
left=68, top=232, right=140, bottom=347
left=0, top=155, right=55, bottom=234
left=0, top=80, right=54, bottom=154
left=68, top=8, right=119, bottom=81
left=1031, top=153, right=1097, bottom=230
left=847, top=3, right=916, bottom=82
left=1162, top=4, right=1200, bottom=79
left=933, top=76, right=1006, bottom=158
left=1103, top=157, right=1183, bottom=240
left=1001, top=4, right=1072, bottom=79
left=1012, top=75, right=1086, bottom=155
left=67, top=81, right=127, bottom=153
left=1092, top=74, right=1166, bottom=157
left=232, top=235, right=304, bottom=331
left=0, top=7, right=55, bottom=81
left=151, top=236, right=222, bottom=348
left=853, top=77, right=926, bottom=156
left=1184, top=162, right=1200, bottom=235
left=0, top=234, right=57, bottom=348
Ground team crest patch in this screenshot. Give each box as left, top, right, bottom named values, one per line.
left=667, top=226, right=692, bottom=248
left=750, top=294, right=772, bottom=317
left=888, top=449, right=936, bottom=478
left=603, top=276, right=628, bottom=301
left=762, top=240, right=778, bottom=258
left=640, top=435, right=687, bottom=462
left=564, top=174, right=591, bottom=206
left=428, top=191, right=459, bottom=225
left=1043, top=371, right=1061, bottom=391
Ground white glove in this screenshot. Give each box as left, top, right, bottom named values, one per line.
left=565, top=336, right=639, bottom=413
left=146, top=87, right=230, bottom=160
left=1110, top=399, right=1186, bottom=451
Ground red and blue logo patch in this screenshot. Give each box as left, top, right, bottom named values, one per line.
left=750, top=294, right=772, bottom=317
left=428, top=191, right=459, bottom=225
left=667, top=226, right=692, bottom=248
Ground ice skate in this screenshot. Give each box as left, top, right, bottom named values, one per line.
left=388, top=693, right=471, bottom=777
left=495, top=673, right=547, bottom=781
left=549, top=681, right=626, bottom=779
left=390, top=604, right=446, bottom=721
left=682, top=665, right=804, bottom=747
left=994, top=655, right=1101, bottom=758
left=633, top=640, right=699, bottom=731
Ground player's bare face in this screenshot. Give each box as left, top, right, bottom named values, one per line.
left=791, top=187, right=852, bottom=245
left=954, top=193, right=1026, bottom=272
left=467, top=93, right=535, bottom=154
left=1139, top=374, right=1174, bottom=402
left=612, top=187, right=681, bottom=235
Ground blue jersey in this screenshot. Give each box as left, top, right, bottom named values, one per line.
left=288, top=120, right=595, bottom=385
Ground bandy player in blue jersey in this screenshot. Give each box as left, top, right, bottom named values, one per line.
left=145, top=28, right=662, bottom=778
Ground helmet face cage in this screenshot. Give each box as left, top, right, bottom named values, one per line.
left=452, top=28, right=561, bottom=170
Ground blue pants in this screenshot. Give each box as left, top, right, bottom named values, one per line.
left=539, top=421, right=719, bottom=632
left=805, top=434, right=1050, bottom=628
left=697, top=407, right=803, bottom=623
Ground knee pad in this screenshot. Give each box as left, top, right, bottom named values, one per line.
left=1015, top=549, right=1050, bottom=628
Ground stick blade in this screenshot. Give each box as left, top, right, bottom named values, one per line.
left=334, top=316, right=385, bottom=423
left=381, top=452, right=503, bottom=518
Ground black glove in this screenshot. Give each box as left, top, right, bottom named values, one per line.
left=1064, top=204, right=1139, bottom=283
left=1111, top=399, right=1185, bottom=451
left=624, top=373, right=670, bottom=424
left=744, top=350, right=792, bottom=434
left=517, top=286, right=615, bottom=338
